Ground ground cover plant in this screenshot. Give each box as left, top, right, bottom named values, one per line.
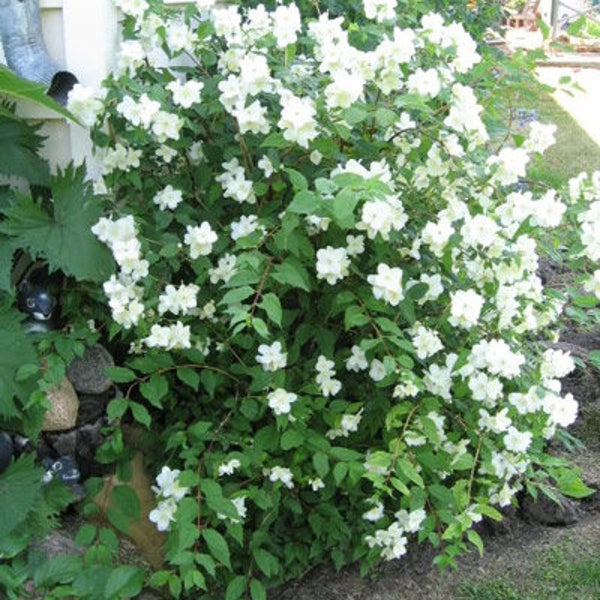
left=1, top=0, right=600, bottom=598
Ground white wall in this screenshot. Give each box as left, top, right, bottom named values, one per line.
left=0, top=0, right=119, bottom=171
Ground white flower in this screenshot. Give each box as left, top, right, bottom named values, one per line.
left=231, top=214, right=260, bottom=240
left=278, top=91, right=318, bottom=148
left=256, top=341, right=287, bottom=372
left=412, top=325, right=443, bottom=360
left=209, top=254, right=237, bottom=284
left=117, top=93, right=160, bottom=128
left=218, top=458, right=241, bottom=477
left=524, top=121, right=557, bottom=154
left=267, top=388, right=298, bottom=416
left=407, top=68, right=441, bottom=98
left=503, top=426, right=532, bottom=453
left=155, top=466, right=189, bottom=501
left=234, top=100, right=271, bottom=135
left=258, top=155, right=275, bottom=177
left=153, top=185, right=183, bottom=211
left=117, top=39, right=145, bottom=76
left=166, top=22, right=196, bottom=53
left=357, top=197, right=408, bottom=240
left=269, top=466, right=294, bottom=489
left=272, top=4, right=302, bottom=48
left=184, top=222, right=218, bottom=258
left=308, top=477, right=325, bottom=491
left=316, top=246, right=350, bottom=285
left=158, top=283, right=199, bottom=316
left=362, top=501, right=384, bottom=522
left=115, top=0, right=148, bottom=18
left=367, top=263, right=404, bottom=306
left=363, top=0, right=397, bottom=22
left=395, top=508, right=426, bottom=533
left=346, top=345, right=368, bottom=372
left=144, top=322, right=191, bottom=350
left=346, top=234, right=365, bottom=256
left=544, top=392, right=578, bottom=427
left=149, top=497, right=178, bottom=532
left=449, top=289, right=484, bottom=329
left=151, top=111, right=183, bottom=143
left=540, top=349, right=575, bottom=381
left=67, top=84, right=105, bottom=128
left=167, top=79, right=204, bottom=108
left=369, top=359, right=387, bottom=382
left=460, top=214, right=499, bottom=248
left=325, top=70, right=365, bottom=109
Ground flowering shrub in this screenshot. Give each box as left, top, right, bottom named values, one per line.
left=67, top=0, right=592, bottom=596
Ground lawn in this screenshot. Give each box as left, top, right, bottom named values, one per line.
left=525, top=81, right=600, bottom=189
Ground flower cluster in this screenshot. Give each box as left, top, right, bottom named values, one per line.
left=82, top=0, right=588, bottom=587
left=148, top=466, right=190, bottom=532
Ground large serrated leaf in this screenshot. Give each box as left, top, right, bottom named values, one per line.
left=0, top=309, right=38, bottom=418
left=0, top=116, right=50, bottom=185
left=0, top=166, right=114, bottom=281
left=0, top=454, right=44, bottom=537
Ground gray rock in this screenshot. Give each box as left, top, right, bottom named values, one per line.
left=76, top=391, right=110, bottom=426
left=521, top=491, right=580, bottom=526
left=66, top=344, right=114, bottom=395
left=44, top=429, right=78, bottom=456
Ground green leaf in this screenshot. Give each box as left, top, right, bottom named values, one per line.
left=106, top=507, right=131, bottom=535
left=285, top=168, right=308, bottom=191
left=74, top=524, right=97, bottom=547
left=0, top=310, right=38, bottom=418
left=200, top=479, right=239, bottom=520
left=287, top=190, right=324, bottom=215
left=0, top=166, right=114, bottom=281
left=260, top=132, right=290, bottom=148
left=333, top=462, right=348, bottom=485
left=0, top=116, right=49, bottom=185
left=280, top=429, right=305, bottom=450
left=466, top=529, right=484, bottom=557
left=344, top=305, right=370, bottom=330
left=250, top=578, right=267, bottom=600
left=111, top=485, right=141, bottom=520
left=312, top=452, right=330, bottom=478
left=225, top=575, right=246, bottom=600
left=104, top=366, right=137, bottom=383
left=140, top=373, right=169, bottom=408
left=107, top=397, right=128, bottom=421
left=572, top=294, right=598, bottom=308
left=258, top=293, right=282, bottom=327
left=0, top=66, right=74, bottom=120
left=253, top=548, right=280, bottom=577
left=202, top=528, right=231, bottom=569
left=220, top=286, right=255, bottom=306
left=130, top=401, right=152, bottom=428
left=104, top=565, right=145, bottom=599
left=397, top=458, right=424, bottom=488
left=177, top=367, right=200, bottom=391
left=0, top=454, right=43, bottom=538
left=33, top=554, right=82, bottom=587
left=271, top=258, right=311, bottom=292
left=331, top=188, right=360, bottom=228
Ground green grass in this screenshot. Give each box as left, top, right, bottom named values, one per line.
left=524, top=89, right=600, bottom=189
left=454, top=542, right=600, bottom=600
left=532, top=104, right=600, bottom=187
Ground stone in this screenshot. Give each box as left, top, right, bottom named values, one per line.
left=76, top=391, right=110, bottom=426
left=66, top=343, right=114, bottom=395
left=44, top=429, right=78, bottom=456
left=520, top=490, right=580, bottom=526
left=42, top=377, right=79, bottom=432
